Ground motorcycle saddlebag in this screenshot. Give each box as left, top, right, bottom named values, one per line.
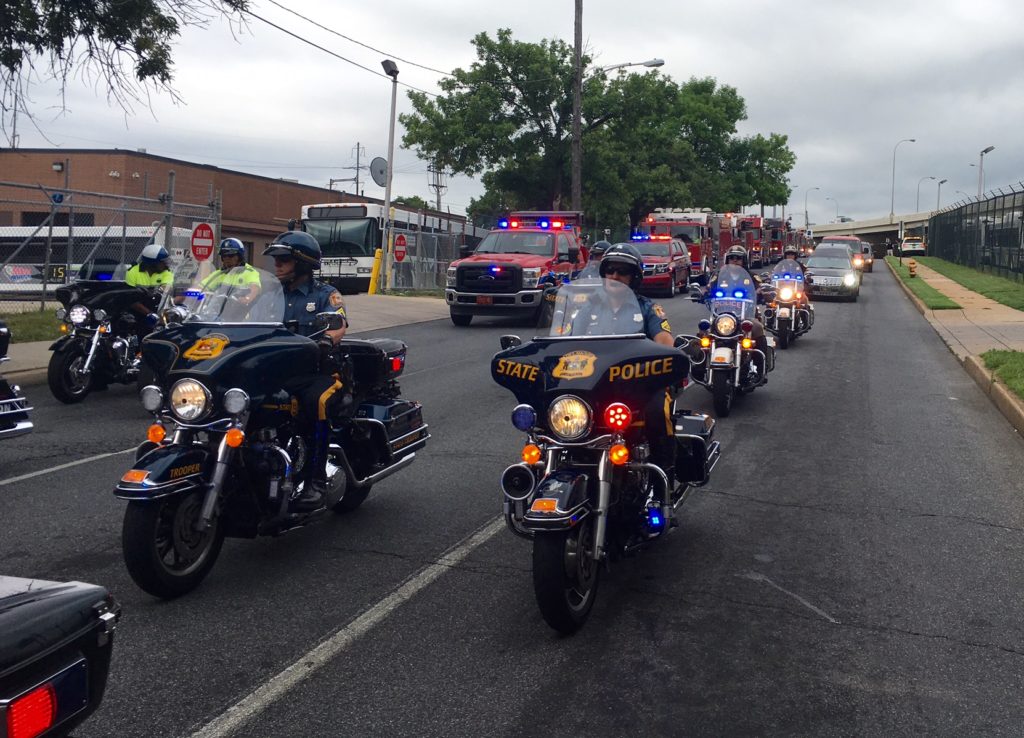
left=0, top=322, right=9, bottom=359
left=0, top=576, right=120, bottom=736
left=672, top=410, right=715, bottom=484
left=342, top=338, right=408, bottom=389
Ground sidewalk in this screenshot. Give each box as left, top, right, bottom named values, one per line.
left=887, top=259, right=1024, bottom=434
left=3, top=293, right=450, bottom=383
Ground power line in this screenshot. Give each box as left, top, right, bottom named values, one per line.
left=265, top=0, right=453, bottom=78
left=244, top=9, right=439, bottom=97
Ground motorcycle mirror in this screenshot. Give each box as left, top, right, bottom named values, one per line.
left=499, top=334, right=522, bottom=350
left=315, top=312, right=346, bottom=331
left=804, top=273, right=814, bottom=285
left=759, top=272, right=771, bottom=281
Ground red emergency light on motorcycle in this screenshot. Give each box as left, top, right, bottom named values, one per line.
left=604, top=402, right=632, bottom=431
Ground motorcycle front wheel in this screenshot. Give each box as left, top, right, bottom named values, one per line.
left=712, top=371, right=734, bottom=416
left=122, top=490, right=225, bottom=599
left=47, top=346, right=94, bottom=403
left=778, top=319, right=791, bottom=350
left=532, top=516, right=600, bottom=634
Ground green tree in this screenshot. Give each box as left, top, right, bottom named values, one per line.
left=393, top=195, right=430, bottom=211
left=2, top=0, right=247, bottom=137
left=736, top=133, right=797, bottom=214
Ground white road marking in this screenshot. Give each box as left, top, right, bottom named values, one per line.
left=0, top=447, right=134, bottom=487
left=189, top=516, right=506, bottom=738
left=740, top=571, right=840, bottom=624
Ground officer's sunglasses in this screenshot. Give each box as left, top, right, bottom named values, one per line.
left=603, top=265, right=633, bottom=276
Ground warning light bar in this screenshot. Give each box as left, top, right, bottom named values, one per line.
left=630, top=234, right=672, bottom=241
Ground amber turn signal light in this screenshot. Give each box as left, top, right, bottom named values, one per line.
left=147, top=424, right=166, bottom=443
left=121, top=469, right=149, bottom=484
left=522, top=443, right=542, bottom=464
left=225, top=428, right=245, bottom=448
left=609, top=444, right=630, bottom=465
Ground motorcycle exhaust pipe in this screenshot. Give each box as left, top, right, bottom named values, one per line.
left=500, top=463, right=536, bottom=501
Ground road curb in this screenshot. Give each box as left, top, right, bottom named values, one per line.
left=884, top=258, right=928, bottom=316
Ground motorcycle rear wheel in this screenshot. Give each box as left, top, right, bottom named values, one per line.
left=532, top=517, right=600, bottom=634
left=122, top=490, right=224, bottom=599
left=712, top=371, right=734, bottom=416
left=47, top=347, right=93, bottom=404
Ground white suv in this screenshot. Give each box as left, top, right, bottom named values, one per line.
left=900, top=237, right=926, bottom=256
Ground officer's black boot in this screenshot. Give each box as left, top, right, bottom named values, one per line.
left=292, top=422, right=330, bottom=513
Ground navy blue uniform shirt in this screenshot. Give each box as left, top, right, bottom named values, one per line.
left=282, top=279, right=347, bottom=337
left=581, top=293, right=671, bottom=339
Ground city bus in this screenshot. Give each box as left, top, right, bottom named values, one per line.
left=299, top=202, right=486, bottom=293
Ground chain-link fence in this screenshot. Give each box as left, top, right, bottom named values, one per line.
left=0, top=173, right=220, bottom=313
left=929, top=183, right=1024, bottom=279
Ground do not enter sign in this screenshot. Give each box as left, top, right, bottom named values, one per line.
left=394, top=233, right=407, bottom=262
left=191, top=223, right=216, bottom=261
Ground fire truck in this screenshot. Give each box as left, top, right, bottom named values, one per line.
left=636, top=209, right=714, bottom=284
left=765, top=217, right=787, bottom=262
left=444, top=211, right=586, bottom=327
left=738, top=215, right=765, bottom=268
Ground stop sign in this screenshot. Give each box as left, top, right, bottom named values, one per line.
left=394, top=233, right=407, bottom=262
left=191, top=223, right=216, bottom=261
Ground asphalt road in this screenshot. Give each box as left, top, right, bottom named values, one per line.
left=2, top=268, right=1023, bottom=737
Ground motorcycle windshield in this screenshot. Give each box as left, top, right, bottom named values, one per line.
left=77, top=258, right=129, bottom=282
left=771, top=259, right=804, bottom=282
left=176, top=266, right=286, bottom=325
left=547, top=275, right=646, bottom=338
left=708, top=265, right=756, bottom=319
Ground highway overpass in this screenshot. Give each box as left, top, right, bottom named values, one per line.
left=807, top=211, right=931, bottom=244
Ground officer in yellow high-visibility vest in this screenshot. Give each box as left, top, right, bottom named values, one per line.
left=201, top=239, right=262, bottom=296
left=125, top=243, right=174, bottom=288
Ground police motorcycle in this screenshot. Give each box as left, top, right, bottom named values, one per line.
left=48, top=259, right=164, bottom=403
left=761, top=259, right=813, bottom=349
left=0, top=322, right=33, bottom=438
left=493, top=272, right=720, bottom=633
left=114, top=266, right=429, bottom=598
left=687, top=264, right=776, bottom=417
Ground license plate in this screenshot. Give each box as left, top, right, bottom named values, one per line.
left=476, top=295, right=493, bottom=305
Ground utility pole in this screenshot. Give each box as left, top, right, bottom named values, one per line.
left=427, top=162, right=448, bottom=211
left=331, top=142, right=368, bottom=194
left=571, top=0, right=583, bottom=212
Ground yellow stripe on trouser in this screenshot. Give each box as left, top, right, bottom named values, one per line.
left=663, top=390, right=673, bottom=436
left=317, top=375, right=344, bottom=422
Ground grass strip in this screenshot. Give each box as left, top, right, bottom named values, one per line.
left=982, top=349, right=1024, bottom=400
left=917, top=257, right=1024, bottom=311
left=885, top=257, right=961, bottom=309
left=0, top=309, right=62, bottom=343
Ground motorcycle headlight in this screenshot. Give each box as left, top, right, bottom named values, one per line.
left=522, top=267, right=542, bottom=288
left=68, top=304, right=90, bottom=326
left=547, top=395, right=591, bottom=441
left=844, top=272, right=857, bottom=287
left=714, top=314, right=737, bottom=335
left=222, top=387, right=250, bottom=415
left=778, top=287, right=794, bottom=301
left=139, top=385, right=164, bottom=413
left=170, top=379, right=211, bottom=421
left=446, top=267, right=457, bottom=287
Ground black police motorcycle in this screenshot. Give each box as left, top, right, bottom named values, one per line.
left=761, top=259, right=813, bottom=349
left=687, top=264, right=776, bottom=416
left=493, top=274, right=720, bottom=633
left=48, top=260, right=163, bottom=403
left=114, top=266, right=429, bottom=598
left=0, top=321, right=33, bottom=438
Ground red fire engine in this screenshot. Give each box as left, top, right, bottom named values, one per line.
left=636, top=209, right=714, bottom=284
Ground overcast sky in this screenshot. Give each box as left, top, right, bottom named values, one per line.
left=7, top=0, right=1023, bottom=226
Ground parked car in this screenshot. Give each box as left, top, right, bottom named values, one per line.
left=0, top=576, right=120, bottom=737
left=900, top=236, right=926, bottom=256
left=631, top=237, right=691, bottom=298
left=804, top=246, right=861, bottom=301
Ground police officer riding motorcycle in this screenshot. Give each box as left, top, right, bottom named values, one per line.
left=200, top=238, right=262, bottom=295
left=493, top=242, right=718, bottom=632
left=115, top=231, right=430, bottom=598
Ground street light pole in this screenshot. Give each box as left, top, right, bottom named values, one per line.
left=381, top=59, right=399, bottom=293
left=889, top=138, right=915, bottom=222
left=916, top=176, right=936, bottom=211
left=571, top=0, right=583, bottom=212
left=825, top=196, right=839, bottom=222
left=936, top=178, right=948, bottom=210
left=804, top=186, right=819, bottom=231
left=978, top=145, right=995, bottom=198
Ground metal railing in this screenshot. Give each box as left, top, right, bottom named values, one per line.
left=929, top=183, right=1024, bottom=279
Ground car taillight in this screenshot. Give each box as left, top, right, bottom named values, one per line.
left=7, top=684, right=56, bottom=738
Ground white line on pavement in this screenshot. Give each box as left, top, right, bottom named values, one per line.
left=189, top=516, right=506, bottom=738
left=0, top=447, right=134, bottom=487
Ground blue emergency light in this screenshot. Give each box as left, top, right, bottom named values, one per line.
left=714, top=290, right=725, bottom=298
left=497, top=218, right=510, bottom=229
left=538, top=219, right=550, bottom=229
left=733, top=290, right=746, bottom=299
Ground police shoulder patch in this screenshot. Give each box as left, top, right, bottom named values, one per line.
left=653, top=304, right=667, bottom=318
left=329, top=291, right=344, bottom=308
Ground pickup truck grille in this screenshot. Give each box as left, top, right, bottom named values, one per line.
left=457, top=264, right=521, bottom=293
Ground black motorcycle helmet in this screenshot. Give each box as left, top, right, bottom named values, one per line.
left=599, top=243, right=645, bottom=290
left=590, top=240, right=612, bottom=260
left=263, top=231, right=321, bottom=272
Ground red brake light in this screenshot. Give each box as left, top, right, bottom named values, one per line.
left=8, top=684, right=56, bottom=738
left=390, top=356, right=404, bottom=372
left=740, top=320, right=754, bottom=334
left=604, top=402, right=632, bottom=431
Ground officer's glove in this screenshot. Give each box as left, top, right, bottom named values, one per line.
left=144, top=312, right=160, bottom=328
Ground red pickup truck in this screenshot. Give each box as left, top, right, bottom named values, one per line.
left=445, top=212, right=586, bottom=326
